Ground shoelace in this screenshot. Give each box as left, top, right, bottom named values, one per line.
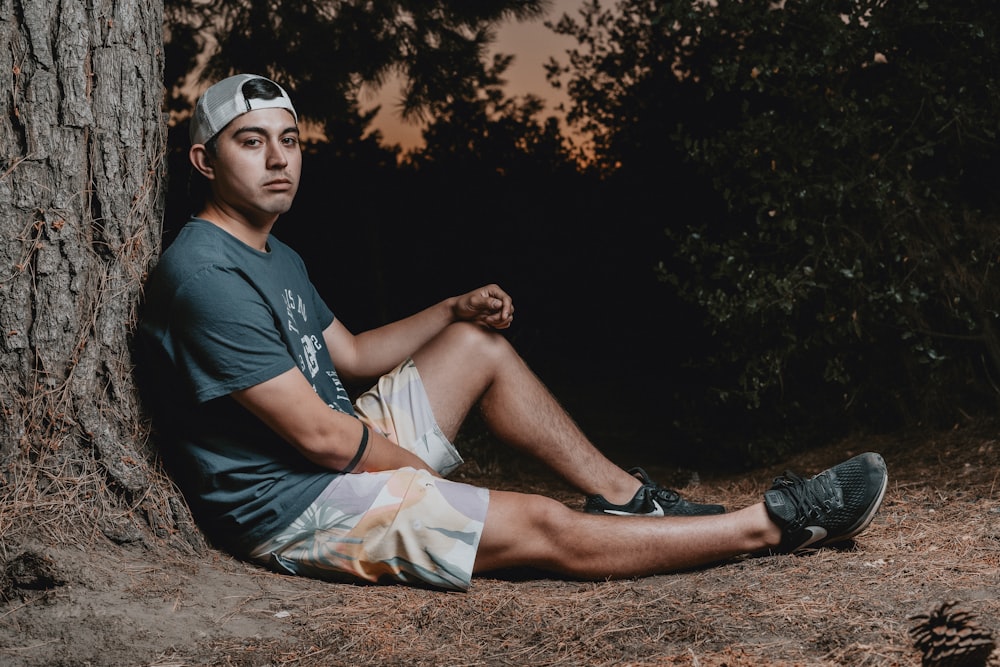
left=647, top=483, right=682, bottom=505
left=629, top=468, right=683, bottom=505
left=772, top=471, right=840, bottom=529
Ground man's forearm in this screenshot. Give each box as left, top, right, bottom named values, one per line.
left=349, top=428, right=439, bottom=476
left=344, top=299, right=455, bottom=379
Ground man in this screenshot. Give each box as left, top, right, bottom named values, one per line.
left=137, top=74, right=888, bottom=591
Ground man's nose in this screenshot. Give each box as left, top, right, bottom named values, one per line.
left=266, top=141, right=288, bottom=168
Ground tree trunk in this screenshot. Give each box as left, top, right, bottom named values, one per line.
left=0, top=0, right=201, bottom=550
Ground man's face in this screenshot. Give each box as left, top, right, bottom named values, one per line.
left=202, top=107, right=301, bottom=227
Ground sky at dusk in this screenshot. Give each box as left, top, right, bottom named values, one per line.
left=367, top=0, right=585, bottom=150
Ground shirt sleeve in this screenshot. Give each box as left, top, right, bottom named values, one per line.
left=166, top=265, right=298, bottom=403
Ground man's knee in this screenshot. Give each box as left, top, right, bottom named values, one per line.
left=440, top=320, right=513, bottom=363
left=486, top=490, right=567, bottom=532
left=477, top=491, right=575, bottom=572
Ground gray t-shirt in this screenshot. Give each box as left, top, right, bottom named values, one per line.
left=137, top=219, right=351, bottom=554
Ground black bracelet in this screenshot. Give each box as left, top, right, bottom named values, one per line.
left=340, top=424, right=369, bottom=473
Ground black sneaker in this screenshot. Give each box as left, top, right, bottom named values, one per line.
left=764, top=452, right=888, bottom=553
left=584, top=467, right=726, bottom=517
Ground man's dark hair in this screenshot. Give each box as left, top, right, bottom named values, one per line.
left=241, top=76, right=286, bottom=102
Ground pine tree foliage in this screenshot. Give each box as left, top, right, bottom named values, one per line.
left=163, top=0, right=550, bottom=132
left=551, top=0, right=1000, bottom=455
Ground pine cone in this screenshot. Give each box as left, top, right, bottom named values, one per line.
left=909, top=601, right=996, bottom=667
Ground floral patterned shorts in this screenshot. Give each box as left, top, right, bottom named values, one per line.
left=248, top=359, right=489, bottom=591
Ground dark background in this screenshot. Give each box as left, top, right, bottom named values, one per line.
left=162, top=0, right=1000, bottom=470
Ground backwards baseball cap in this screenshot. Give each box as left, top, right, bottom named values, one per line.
left=189, top=73, right=298, bottom=145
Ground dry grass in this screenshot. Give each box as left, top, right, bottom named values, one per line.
left=2, top=422, right=999, bottom=666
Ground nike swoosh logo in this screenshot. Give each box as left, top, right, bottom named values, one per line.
left=603, top=499, right=665, bottom=517
left=798, top=526, right=828, bottom=549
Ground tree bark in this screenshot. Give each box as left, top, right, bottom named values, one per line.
left=0, top=0, right=201, bottom=549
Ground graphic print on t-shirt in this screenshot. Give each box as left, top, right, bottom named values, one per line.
left=282, top=287, right=353, bottom=412
left=282, top=288, right=313, bottom=374
left=301, top=334, right=321, bottom=377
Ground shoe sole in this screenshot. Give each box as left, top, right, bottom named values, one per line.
left=814, top=453, right=888, bottom=548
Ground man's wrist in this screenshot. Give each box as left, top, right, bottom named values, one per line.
left=443, top=296, right=461, bottom=322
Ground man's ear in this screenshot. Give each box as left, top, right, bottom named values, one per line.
left=189, top=144, right=215, bottom=179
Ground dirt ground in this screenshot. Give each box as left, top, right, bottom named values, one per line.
left=1, top=421, right=998, bottom=667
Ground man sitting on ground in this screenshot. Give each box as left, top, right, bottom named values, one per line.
left=136, top=74, right=889, bottom=591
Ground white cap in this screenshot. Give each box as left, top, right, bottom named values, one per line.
left=189, top=74, right=298, bottom=145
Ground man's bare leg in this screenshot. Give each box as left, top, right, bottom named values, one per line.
left=474, top=450, right=889, bottom=577
left=412, top=322, right=643, bottom=505
left=474, top=491, right=781, bottom=577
